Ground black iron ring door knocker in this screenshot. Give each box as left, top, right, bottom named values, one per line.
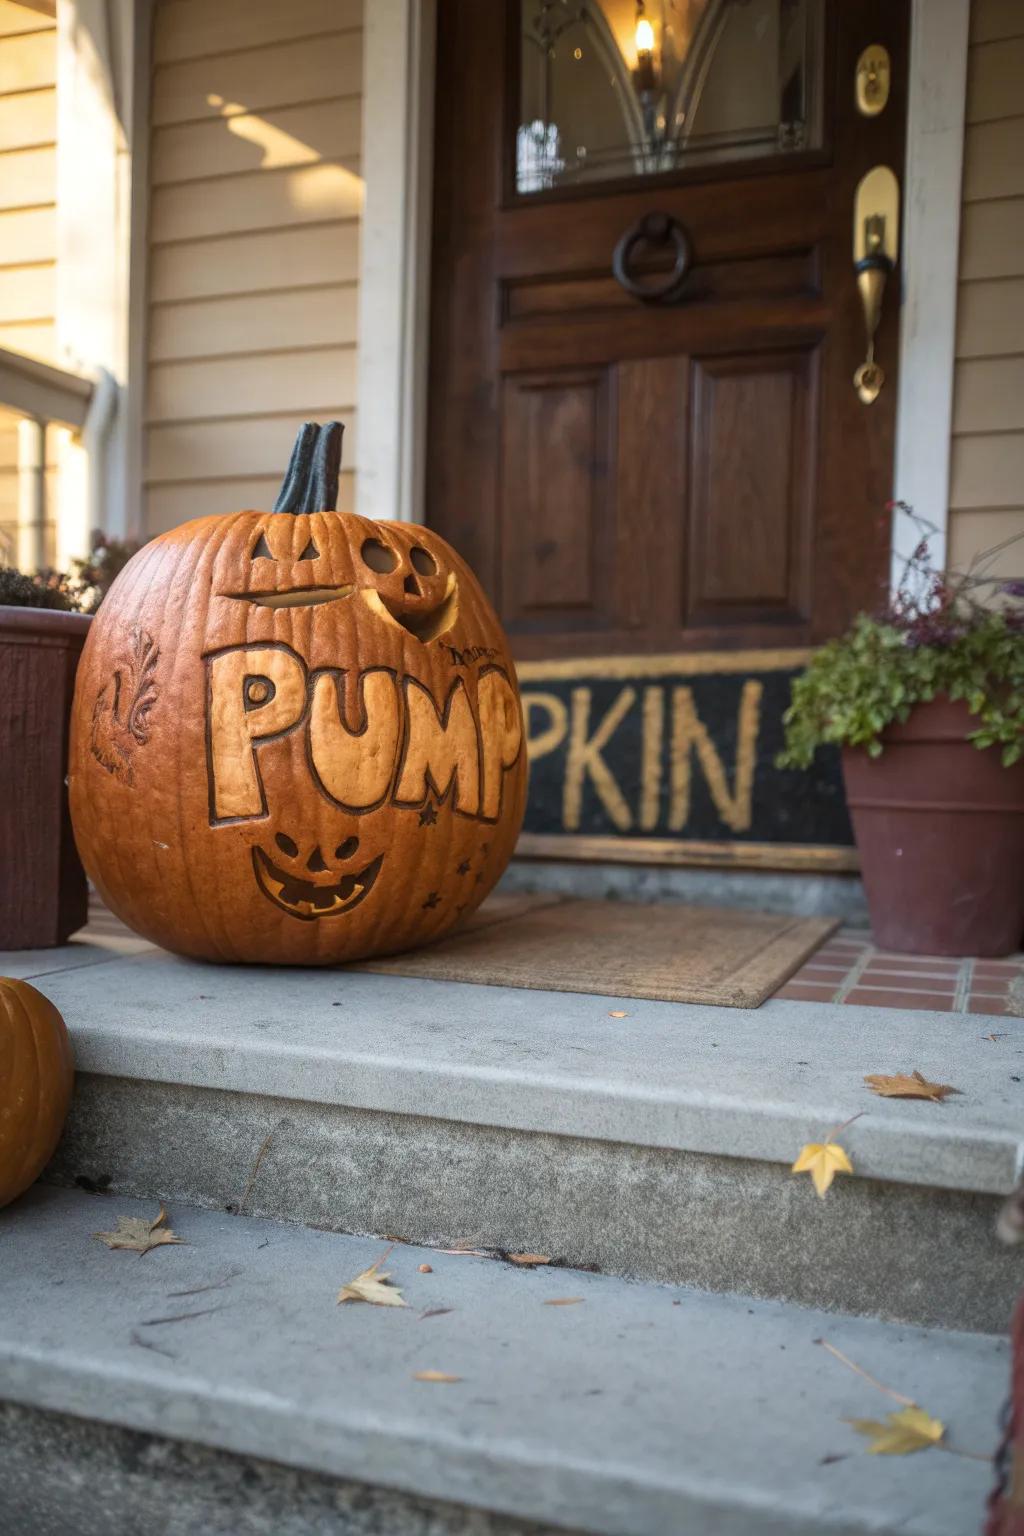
left=612, top=211, right=692, bottom=304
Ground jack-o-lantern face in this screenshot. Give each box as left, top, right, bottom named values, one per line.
left=252, top=831, right=383, bottom=921
left=356, top=533, right=458, bottom=642
left=68, top=422, right=527, bottom=965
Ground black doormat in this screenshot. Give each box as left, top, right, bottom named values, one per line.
left=516, top=650, right=854, bottom=871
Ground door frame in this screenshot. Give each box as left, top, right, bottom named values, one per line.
left=357, top=0, right=970, bottom=581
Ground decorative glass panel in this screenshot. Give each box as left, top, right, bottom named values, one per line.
left=517, top=0, right=824, bottom=194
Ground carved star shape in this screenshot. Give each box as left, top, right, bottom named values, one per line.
left=456, top=860, right=471, bottom=876
left=418, top=804, right=438, bottom=827
left=422, top=891, right=441, bottom=910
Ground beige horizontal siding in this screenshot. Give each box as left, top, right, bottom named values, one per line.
left=949, top=509, right=1024, bottom=580
left=146, top=412, right=357, bottom=482
left=153, top=0, right=362, bottom=65
left=965, top=36, right=1024, bottom=123
left=0, top=143, right=55, bottom=210
left=147, top=472, right=357, bottom=535
left=0, top=258, right=53, bottom=320
left=151, top=98, right=362, bottom=184
left=147, top=347, right=357, bottom=422
left=0, top=3, right=55, bottom=37
left=0, top=203, right=54, bottom=263
left=0, top=7, right=58, bottom=566
left=952, top=358, right=1024, bottom=433
left=0, top=81, right=53, bottom=148
left=150, top=160, right=362, bottom=242
left=149, top=286, right=358, bottom=362
left=151, top=32, right=361, bottom=127
left=0, top=317, right=53, bottom=353
left=143, top=0, right=363, bottom=534
left=962, top=117, right=1024, bottom=201
left=950, top=5, right=1024, bottom=569
left=955, top=278, right=1024, bottom=356
left=149, top=222, right=360, bottom=303
left=958, top=197, right=1024, bottom=280
left=970, top=0, right=1024, bottom=44
left=0, top=26, right=56, bottom=92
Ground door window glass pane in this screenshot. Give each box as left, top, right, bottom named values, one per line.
left=517, top=0, right=824, bottom=194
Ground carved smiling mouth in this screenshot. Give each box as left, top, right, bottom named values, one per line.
left=226, top=585, right=355, bottom=609
left=252, top=846, right=383, bottom=920
left=359, top=572, right=459, bottom=643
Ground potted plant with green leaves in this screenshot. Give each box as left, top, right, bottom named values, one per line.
left=0, top=537, right=138, bottom=948
left=778, top=508, right=1024, bottom=956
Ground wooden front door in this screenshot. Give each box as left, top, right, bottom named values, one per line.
left=427, top=0, right=909, bottom=663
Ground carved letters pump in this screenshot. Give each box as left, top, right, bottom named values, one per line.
left=68, top=423, right=527, bottom=965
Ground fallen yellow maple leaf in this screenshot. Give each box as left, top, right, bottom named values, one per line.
left=791, top=1140, right=853, bottom=1198
left=609, top=1010, right=628, bottom=1018
left=848, top=1406, right=945, bottom=1455
left=94, top=1206, right=185, bottom=1256
left=864, top=1070, right=959, bottom=1102
left=337, top=1252, right=407, bottom=1308
left=414, top=1369, right=461, bottom=1383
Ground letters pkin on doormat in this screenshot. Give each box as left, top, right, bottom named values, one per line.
left=353, top=895, right=836, bottom=1008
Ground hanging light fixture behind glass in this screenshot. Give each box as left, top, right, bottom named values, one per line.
left=517, top=0, right=825, bottom=195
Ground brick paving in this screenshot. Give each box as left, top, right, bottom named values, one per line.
left=775, top=930, right=1024, bottom=1015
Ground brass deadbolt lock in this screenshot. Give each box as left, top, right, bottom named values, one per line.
left=856, top=45, right=891, bottom=117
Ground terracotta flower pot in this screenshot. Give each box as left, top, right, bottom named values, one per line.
left=0, top=606, right=92, bottom=948
left=841, top=696, right=1024, bottom=957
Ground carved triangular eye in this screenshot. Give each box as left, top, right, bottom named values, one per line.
left=298, top=536, right=320, bottom=561
left=252, top=531, right=273, bottom=559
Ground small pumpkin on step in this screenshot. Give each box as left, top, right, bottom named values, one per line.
left=68, top=423, right=527, bottom=965
left=0, top=978, right=74, bottom=1210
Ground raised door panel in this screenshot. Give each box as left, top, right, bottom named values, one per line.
left=500, top=370, right=613, bottom=633
left=685, top=348, right=818, bottom=628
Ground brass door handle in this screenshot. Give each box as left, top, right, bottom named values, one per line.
left=852, top=166, right=900, bottom=404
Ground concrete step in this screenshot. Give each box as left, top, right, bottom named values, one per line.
left=0, top=1186, right=1007, bottom=1536
left=23, top=936, right=1024, bottom=1334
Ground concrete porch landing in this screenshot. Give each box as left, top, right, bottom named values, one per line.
left=12, top=908, right=1024, bottom=1332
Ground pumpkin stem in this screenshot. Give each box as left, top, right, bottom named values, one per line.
left=273, top=421, right=344, bottom=514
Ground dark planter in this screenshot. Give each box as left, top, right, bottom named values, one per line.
left=842, top=695, right=1024, bottom=957
left=0, top=607, right=92, bottom=949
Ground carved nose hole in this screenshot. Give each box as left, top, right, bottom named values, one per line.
left=404, top=574, right=420, bottom=596
left=275, top=832, right=298, bottom=858
left=335, top=836, right=359, bottom=860
left=306, top=846, right=327, bottom=873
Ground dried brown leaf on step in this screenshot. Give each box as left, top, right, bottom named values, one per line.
left=609, top=1011, right=628, bottom=1018
left=508, top=1252, right=551, bottom=1266
left=94, top=1206, right=185, bottom=1256
left=864, top=1070, right=960, bottom=1102
left=791, top=1141, right=853, bottom=1198
left=413, top=1369, right=462, bottom=1383
left=544, top=1297, right=584, bottom=1306
left=847, top=1407, right=945, bottom=1455
left=337, top=1251, right=407, bottom=1308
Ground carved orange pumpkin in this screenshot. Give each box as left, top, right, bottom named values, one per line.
left=0, top=978, right=74, bottom=1209
left=68, top=423, right=527, bottom=964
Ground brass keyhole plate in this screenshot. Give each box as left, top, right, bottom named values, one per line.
left=856, top=45, right=891, bottom=117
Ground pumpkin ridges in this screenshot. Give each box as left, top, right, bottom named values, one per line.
left=0, top=979, right=73, bottom=1208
